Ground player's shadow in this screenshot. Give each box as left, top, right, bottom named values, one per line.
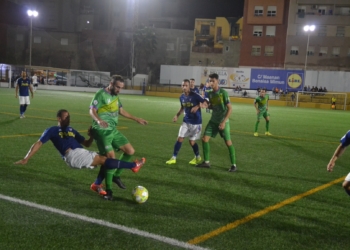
left=0, top=118, right=18, bottom=125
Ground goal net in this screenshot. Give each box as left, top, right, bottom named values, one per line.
left=296, top=92, right=347, bottom=110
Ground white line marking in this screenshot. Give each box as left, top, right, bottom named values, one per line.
left=0, top=194, right=209, bottom=250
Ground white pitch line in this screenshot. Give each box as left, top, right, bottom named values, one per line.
left=0, top=194, right=210, bottom=250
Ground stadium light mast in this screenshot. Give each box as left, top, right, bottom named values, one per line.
left=303, top=25, right=315, bottom=91
left=130, top=0, right=139, bottom=87
left=27, top=10, right=39, bottom=72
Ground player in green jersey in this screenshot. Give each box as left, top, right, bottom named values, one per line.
left=254, top=88, right=272, bottom=137
left=196, top=73, right=237, bottom=172
left=89, top=75, right=148, bottom=200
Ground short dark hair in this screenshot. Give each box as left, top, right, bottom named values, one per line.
left=183, top=79, right=190, bottom=84
left=111, top=75, right=124, bottom=84
left=209, top=73, right=219, bottom=79
left=190, top=78, right=195, bottom=81
left=57, top=109, right=68, bottom=117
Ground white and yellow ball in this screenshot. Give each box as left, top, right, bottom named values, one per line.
left=132, top=186, right=148, bottom=204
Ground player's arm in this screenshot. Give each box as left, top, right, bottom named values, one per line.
left=327, top=144, right=347, bottom=172
left=15, top=140, right=43, bottom=165
left=29, top=84, right=34, bottom=98
left=219, top=102, right=232, bottom=130
left=80, top=127, right=94, bottom=147
left=15, top=83, right=19, bottom=98
left=173, top=106, right=184, bottom=122
left=89, top=108, right=108, bottom=128
left=119, top=107, right=148, bottom=125
left=254, top=100, right=259, bottom=114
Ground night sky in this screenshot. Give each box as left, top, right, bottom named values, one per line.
left=0, top=0, right=245, bottom=27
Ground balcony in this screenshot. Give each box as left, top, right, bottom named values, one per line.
left=295, top=12, right=350, bottom=25
left=195, top=31, right=214, bottom=41
left=192, top=46, right=222, bottom=53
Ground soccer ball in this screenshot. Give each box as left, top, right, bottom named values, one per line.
left=132, top=186, right=149, bottom=204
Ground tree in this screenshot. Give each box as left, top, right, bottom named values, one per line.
left=133, top=26, right=157, bottom=74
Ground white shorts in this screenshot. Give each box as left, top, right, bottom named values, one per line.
left=178, top=122, right=202, bottom=141
left=64, top=148, right=98, bottom=169
left=19, top=96, right=30, bottom=105
left=345, top=173, right=350, bottom=182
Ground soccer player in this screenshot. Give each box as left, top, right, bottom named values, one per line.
left=89, top=75, right=148, bottom=200
left=202, top=81, right=212, bottom=113
left=254, top=88, right=272, bottom=137
left=327, top=130, right=350, bottom=196
left=15, top=71, right=33, bottom=118
left=196, top=73, right=237, bottom=172
left=166, top=79, right=207, bottom=165
left=190, top=78, right=200, bottom=94
left=32, top=74, right=38, bottom=92
left=14, top=109, right=146, bottom=199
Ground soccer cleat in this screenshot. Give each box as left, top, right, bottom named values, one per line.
left=265, top=132, right=272, bottom=136
left=228, top=165, right=237, bottom=172
left=196, top=161, right=210, bottom=168
left=103, top=189, right=113, bottom=201
left=20, top=115, right=24, bottom=119
left=90, top=183, right=107, bottom=196
left=254, top=132, right=258, bottom=137
left=112, top=176, right=126, bottom=189
left=166, top=158, right=176, bottom=164
left=189, top=156, right=202, bottom=165
left=131, top=157, right=146, bottom=173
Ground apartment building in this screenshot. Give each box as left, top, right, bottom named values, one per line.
left=285, top=0, right=350, bottom=71
left=239, top=0, right=290, bottom=68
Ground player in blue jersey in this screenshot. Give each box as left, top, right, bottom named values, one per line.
left=202, top=81, right=212, bottom=113
left=15, top=71, right=34, bottom=118
left=15, top=109, right=146, bottom=198
left=166, top=79, right=207, bottom=165
left=190, top=78, right=200, bottom=94
left=327, top=130, right=350, bottom=196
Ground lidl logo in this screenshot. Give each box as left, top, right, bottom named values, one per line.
left=287, top=74, right=302, bottom=89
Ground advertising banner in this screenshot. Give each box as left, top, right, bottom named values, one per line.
left=200, top=67, right=229, bottom=87
left=250, top=69, right=304, bottom=91
left=227, top=68, right=251, bottom=89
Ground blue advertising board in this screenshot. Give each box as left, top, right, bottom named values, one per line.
left=250, top=69, right=304, bottom=92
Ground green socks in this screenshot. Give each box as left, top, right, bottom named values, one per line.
left=266, top=120, right=270, bottom=132
left=203, top=141, right=210, bottom=162
left=228, top=145, right=236, bottom=165
left=255, top=121, right=260, bottom=132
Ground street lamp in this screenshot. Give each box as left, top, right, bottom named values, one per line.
left=303, top=25, right=315, bottom=71
left=27, top=10, right=38, bottom=71
left=303, top=25, right=315, bottom=91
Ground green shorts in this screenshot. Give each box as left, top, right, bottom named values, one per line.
left=203, top=120, right=231, bottom=141
left=257, top=110, right=270, bottom=120
left=92, top=129, right=129, bottom=155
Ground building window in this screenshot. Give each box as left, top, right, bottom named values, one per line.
left=34, top=36, right=41, bottom=44
left=318, top=26, right=327, bottom=36
left=265, top=46, right=274, bottom=56
left=16, top=34, right=23, bottom=41
left=318, top=6, right=327, bottom=15
left=166, top=43, right=174, bottom=51
left=253, top=26, right=263, bottom=36
left=251, top=45, right=261, bottom=56
left=332, top=47, right=340, bottom=57
left=319, top=47, right=328, bottom=56
left=267, top=6, right=277, bottom=16
left=266, top=26, right=276, bottom=36
left=298, top=6, right=306, bottom=13
left=225, top=46, right=230, bottom=52
left=307, top=46, right=315, bottom=56
left=336, top=26, right=345, bottom=37
left=61, top=38, right=68, bottom=45
left=200, top=25, right=210, bottom=35
left=180, top=44, right=187, bottom=51
left=290, top=46, right=299, bottom=55
left=339, top=7, right=350, bottom=15
left=254, top=6, right=263, bottom=16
